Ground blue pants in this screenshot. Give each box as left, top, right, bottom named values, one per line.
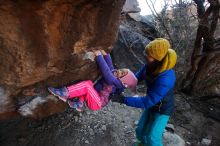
left=135, top=110, right=169, bottom=146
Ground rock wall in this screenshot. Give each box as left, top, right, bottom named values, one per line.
left=0, top=0, right=125, bottom=119
left=112, top=13, right=158, bottom=72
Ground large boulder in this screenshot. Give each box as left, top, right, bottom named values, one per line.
left=112, top=25, right=149, bottom=72
left=163, top=131, right=185, bottom=146
left=112, top=13, right=158, bottom=72
left=122, top=0, right=141, bottom=13
left=0, top=0, right=125, bottom=119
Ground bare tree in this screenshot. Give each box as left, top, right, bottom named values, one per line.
left=182, top=0, right=220, bottom=97
left=145, top=0, right=219, bottom=97
left=145, top=0, right=174, bottom=45
left=146, top=0, right=198, bottom=88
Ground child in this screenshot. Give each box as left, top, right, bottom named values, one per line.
left=48, top=50, right=137, bottom=111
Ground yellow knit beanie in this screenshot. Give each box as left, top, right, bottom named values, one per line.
left=153, top=49, right=177, bottom=75
left=145, top=38, right=170, bottom=61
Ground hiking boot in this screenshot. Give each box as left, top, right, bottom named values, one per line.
left=68, top=99, right=84, bottom=111
left=75, top=107, right=83, bottom=112
left=48, top=87, right=69, bottom=102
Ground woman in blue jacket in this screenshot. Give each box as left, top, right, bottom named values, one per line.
left=112, top=38, right=177, bottom=146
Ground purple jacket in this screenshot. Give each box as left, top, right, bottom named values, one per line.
left=94, top=54, right=125, bottom=94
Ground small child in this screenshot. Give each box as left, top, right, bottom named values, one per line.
left=48, top=50, right=137, bottom=111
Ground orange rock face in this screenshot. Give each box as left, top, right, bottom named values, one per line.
left=0, top=0, right=125, bottom=119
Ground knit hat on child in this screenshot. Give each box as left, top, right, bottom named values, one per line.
left=119, top=69, right=138, bottom=92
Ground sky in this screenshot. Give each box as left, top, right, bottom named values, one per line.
left=137, top=0, right=165, bottom=16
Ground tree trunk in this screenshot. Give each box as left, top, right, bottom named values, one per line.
left=182, top=0, right=220, bottom=97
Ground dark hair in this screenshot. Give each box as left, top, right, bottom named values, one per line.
left=146, top=60, right=163, bottom=76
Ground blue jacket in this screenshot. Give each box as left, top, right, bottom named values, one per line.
left=94, top=54, right=125, bottom=94
left=124, top=64, right=176, bottom=115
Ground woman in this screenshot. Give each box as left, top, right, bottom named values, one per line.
left=112, top=38, right=177, bottom=146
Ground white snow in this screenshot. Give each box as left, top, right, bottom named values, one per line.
left=83, top=52, right=95, bottom=61
left=18, top=96, right=47, bottom=116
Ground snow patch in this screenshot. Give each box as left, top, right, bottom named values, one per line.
left=83, top=52, right=95, bottom=61
left=19, top=96, right=47, bottom=116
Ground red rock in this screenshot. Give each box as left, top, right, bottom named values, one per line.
left=0, top=0, right=125, bottom=119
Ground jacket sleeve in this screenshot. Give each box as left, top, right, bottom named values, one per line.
left=103, top=54, right=114, bottom=71
left=135, top=65, right=147, bottom=82
left=124, top=76, right=174, bottom=109
left=96, top=55, right=123, bottom=88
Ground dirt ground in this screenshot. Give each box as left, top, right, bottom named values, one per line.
left=0, top=92, right=219, bottom=146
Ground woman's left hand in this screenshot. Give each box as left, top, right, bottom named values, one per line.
left=110, top=94, right=125, bottom=104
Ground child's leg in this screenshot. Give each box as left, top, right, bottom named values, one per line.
left=67, top=80, right=96, bottom=100
left=67, top=80, right=102, bottom=110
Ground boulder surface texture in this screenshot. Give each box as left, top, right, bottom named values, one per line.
left=0, top=0, right=125, bottom=119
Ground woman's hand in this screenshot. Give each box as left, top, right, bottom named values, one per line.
left=110, top=93, right=125, bottom=104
